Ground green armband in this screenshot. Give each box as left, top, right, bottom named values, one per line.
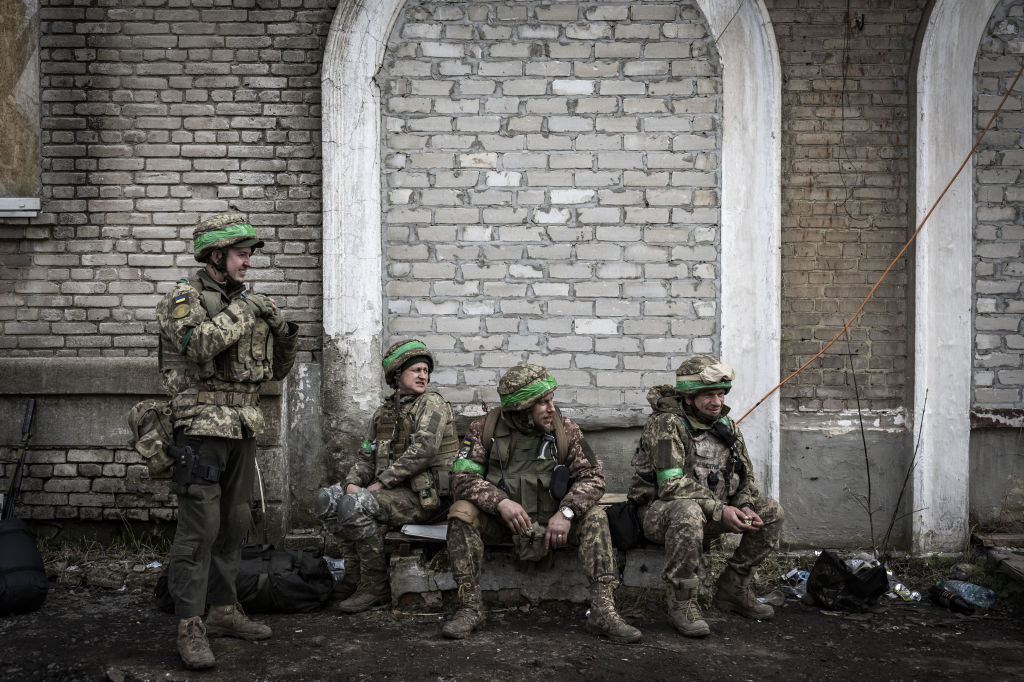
left=656, top=467, right=685, bottom=484
left=452, top=459, right=486, bottom=475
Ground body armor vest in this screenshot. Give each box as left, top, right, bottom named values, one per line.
left=686, top=429, right=740, bottom=501
left=372, top=392, right=460, bottom=481
left=485, top=417, right=559, bottom=522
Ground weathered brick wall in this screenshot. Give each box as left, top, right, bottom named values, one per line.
left=770, top=0, right=925, bottom=412
left=379, top=0, right=722, bottom=409
left=974, top=0, right=1024, bottom=408
left=0, top=0, right=334, bottom=361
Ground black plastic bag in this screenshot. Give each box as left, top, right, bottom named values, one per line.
left=605, top=500, right=644, bottom=550
left=0, top=518, right=49, bottom=616
left=806, top=550, right=888, bottom=611
left=155, top=544, right=333, bottom=614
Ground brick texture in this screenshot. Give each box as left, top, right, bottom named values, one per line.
left=769, top=0, right=925, bottom=411
left=973, top=0, right=1024, bottom=407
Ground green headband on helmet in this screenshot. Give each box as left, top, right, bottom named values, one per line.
left=193, top=223, right=257, bottom=252
left=676, top=379, right=731, bottom=393
left=500, top=376, right=557, bottom=407
left=382, top=340, right=429, bottom=371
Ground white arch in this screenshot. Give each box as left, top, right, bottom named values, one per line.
left=912, top=0, right=999, bottom=552
left=321, top=0, right=782, bottom=490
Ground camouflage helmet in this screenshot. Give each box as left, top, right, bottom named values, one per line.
left=675, top=355, right=734, bottom=396
left=382, top=339, right=434, bottom=387
left=193, top=212, right=265, bottom=263
left=498, top=364, right=557, bottom=411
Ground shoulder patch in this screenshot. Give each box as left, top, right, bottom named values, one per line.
left=456, top=438, right=473, bottom=459
left=171, top=302, right=191, bottom=319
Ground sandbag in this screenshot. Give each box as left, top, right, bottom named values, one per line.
left=0, top=518, right=49, bottom=616
left=154, top=544, right=333, bottom=614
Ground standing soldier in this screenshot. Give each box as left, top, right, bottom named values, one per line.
left=442, top=364, right=641, bottom=644
left=629, top=355, right=783, bottom=637
left=156, top=212, right=298, bottom=670
left=315, top=339, right=459, bottom=613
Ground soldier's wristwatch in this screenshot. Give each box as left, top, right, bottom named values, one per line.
left=559, top=506, right=575, bottom=521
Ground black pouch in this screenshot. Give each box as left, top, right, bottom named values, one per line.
left=806, top=550, right=889, bottom=611
left=605, top=499, right=644, bottom=550
left=169, top=443, right=195, bottom=488
left=549, top=464, right=569, bottom=501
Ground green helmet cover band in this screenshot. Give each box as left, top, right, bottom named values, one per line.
left=382, top=340, right=429, bottom=370
left=500, top=375, right=557, bottom=407
left=193, top=223, right=257, bottom=252
left=676, top=379, right=731, bottom=393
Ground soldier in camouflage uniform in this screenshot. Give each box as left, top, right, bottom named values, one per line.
left=314, top=339, right=459, bottom=613
left=442, top=364, right=641, bottom=644
left=155, top=212, right=298, bottom=669
left=629, top=355, right=783, bottom=638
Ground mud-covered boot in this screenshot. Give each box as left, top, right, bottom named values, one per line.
left=337, top=535, right=391, bottom=613
left=442, top=581, right=485, bottom=640
left=713, top=567, right=774, bottom=620
left=668, top=578, right=710, bottom=637
left=206, top=602, right=273, bottom=640
left=336, top=578, right=390, bottom=613
left=177, top=616, right=216, bottom=670
left=584, top=576, right=641, bottom=643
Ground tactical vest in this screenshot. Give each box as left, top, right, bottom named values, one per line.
left=685, top=426, right=740, bottom=501
left=372, top=392, right=460, bottom=481
left=484, top=416, right=562, bottom=522
left=160, top=277, right=274, bottom=403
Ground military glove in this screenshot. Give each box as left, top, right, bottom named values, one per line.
left=248, top=294, right=288, bottom=335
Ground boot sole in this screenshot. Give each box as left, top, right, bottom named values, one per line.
left=713, top=598, right=774, bottom=620
left=584, top=622, right=642, bottom=644
left=205, top=626, right=272, bottom=641
left=335, top=598, right=389, bottom=614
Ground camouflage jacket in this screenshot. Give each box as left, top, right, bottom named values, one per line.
left=344, top=391, right=457, bottom=490
left=155, top=269, right=298, bottom=439
left=628, top=385, right=759, bottom=522
left=452, top=412, right=605, bottom=518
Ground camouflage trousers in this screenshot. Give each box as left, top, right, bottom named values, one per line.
left=336, top=487, right=441, bottom=587
left=167, top=433, right=256, bottom=618
left=641, top=497, right=784, bottom=590
left=446, top=504, right=616, bottom=585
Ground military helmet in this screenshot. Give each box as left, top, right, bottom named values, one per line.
left=382, top=339, right=434, bottom=387
left=498, top=364, right=557, bottom=411
left=675, top=355, right=734, bottom=396
left=193, top=212, right=265, bottom=263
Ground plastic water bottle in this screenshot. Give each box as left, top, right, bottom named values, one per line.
left=928, top=584, right=974, bottom=614
left=939, top=580, right=996, bottom=609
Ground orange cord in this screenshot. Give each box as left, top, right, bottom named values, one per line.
left=736, top=59, right=1024, bottom=424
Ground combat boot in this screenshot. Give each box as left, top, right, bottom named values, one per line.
left=442, top=581, right=485, bottom=639
left=667, top=578, right=710, bottom=637
left=177, top=616, right=216, bottom=670
left=335, top=580, right=390, bottom=613
left=713, top=567, right=774, bottom=620
left=206, top=602, right=273, bottom=640
left=584, top=577, right=641, bottom=643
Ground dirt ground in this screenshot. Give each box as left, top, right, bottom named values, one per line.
left=2, top=567, right=1023, bottom=682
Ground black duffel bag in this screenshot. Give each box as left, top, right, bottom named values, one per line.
left=155, top=544, right=333, bottom=614
left=0, top=518, right=49, bottom=616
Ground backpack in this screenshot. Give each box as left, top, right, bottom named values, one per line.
left=126, top=399, right=175, bottom=476
left=0, top=518, right=49, bottom=616
left=806, top=550, right=889, bottom=611
left=154, top=544, right=334, bottom=614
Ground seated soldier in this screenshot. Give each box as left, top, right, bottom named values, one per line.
left=442, top=364, right=641, bottom=644
left=315, top=339, right=458, bottom=612
left=629, top=355, right=784, bottom=637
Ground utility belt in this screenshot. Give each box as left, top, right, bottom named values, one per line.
left=410, top=467, right=452, bottom=511
left=196, top=390, right=260, bottom=407
left=169, top=432, right=221, bottom=488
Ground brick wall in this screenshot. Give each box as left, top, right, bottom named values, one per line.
left=0, top=0, right=335, bottom=362
left=770, top=0, right=926, bottom=411
left=379, top=0, right=722, bottom=409
left=974, top=0, right=1024, bottom=407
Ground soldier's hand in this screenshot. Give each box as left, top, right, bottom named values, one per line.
left=345, top=484, right=363, bottom=494
left=497, top=498, right=531, bottom=535
left=366, top=481, right=384, bottom=492
left=545, top=513, right=571, bottom=550
left=722, top=505, right=759, bottom=533
left=247, top=293, right=275, bottom=318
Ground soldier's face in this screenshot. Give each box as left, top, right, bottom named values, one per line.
left=689, top=388, right=727, bottom=420
left=396, top=361, right=430, bottom=395
left=212, top=246, right=253, bottom=283
left=530, top=392, right=556, bottom=432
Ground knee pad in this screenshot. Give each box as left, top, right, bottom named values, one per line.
left=447, top=500, right=480, bottom=526
left=337, top=489, right=386, bottom=540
